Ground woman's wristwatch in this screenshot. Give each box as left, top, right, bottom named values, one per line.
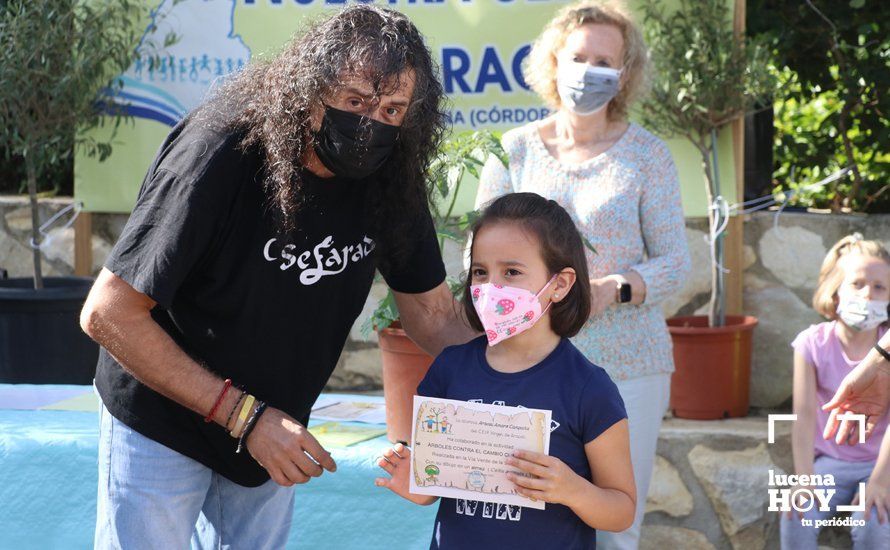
left=615, top=275, right=632, bottom=304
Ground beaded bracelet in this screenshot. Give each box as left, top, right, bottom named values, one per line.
left=236, top=402, right=268, bottom=454
left=204, top=379, right=232, bottom=423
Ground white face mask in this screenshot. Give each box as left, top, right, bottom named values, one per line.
left=836, top=292, right=890, bottom=331
left=556, top=62, right=622, bottom=116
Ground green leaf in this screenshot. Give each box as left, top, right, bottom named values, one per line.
left=582, top=236, right=597, bottom=256
left=436, top=228, right=463, bottom=244
left=362, top=289, right=400, bottom=336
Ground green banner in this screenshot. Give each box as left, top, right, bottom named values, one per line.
left=74, top=0, right=736, bottom=216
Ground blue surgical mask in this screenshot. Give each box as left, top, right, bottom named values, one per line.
left=556, top=62, right=621, bottom=116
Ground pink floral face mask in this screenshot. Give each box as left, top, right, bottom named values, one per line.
left=470, top=275, right=557, bottom=346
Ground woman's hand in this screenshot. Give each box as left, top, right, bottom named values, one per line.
left=589, top=277, right=617, bottom=318
left=822, top=356, right=890, bottom=444
left=506, top=450, right=586, bottom=506
left=375, top=443, right=437, bottom=505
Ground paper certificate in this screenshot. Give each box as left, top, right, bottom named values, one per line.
left=409, top=396, right=552, bottom=510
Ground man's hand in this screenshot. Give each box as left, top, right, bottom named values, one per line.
left=245, top=407, right=336, bottom=486
left=822, top=358, right=890, bottom=445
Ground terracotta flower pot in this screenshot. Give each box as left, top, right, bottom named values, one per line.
left=377, top=321, right=433, bottom=443
left=667, top=315, right=758, bottom=420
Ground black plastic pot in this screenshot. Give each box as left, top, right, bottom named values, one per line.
left=0, top=277, right=98, bottom=384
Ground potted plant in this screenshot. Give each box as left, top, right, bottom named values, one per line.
left=363, top=131, right=506, bottom=442
left=0, top=0, right=144, bottom=383
left=640, top=0, right=775, bottom=418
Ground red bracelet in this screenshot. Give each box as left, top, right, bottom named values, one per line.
left=205, top=379, right=232, bottom=423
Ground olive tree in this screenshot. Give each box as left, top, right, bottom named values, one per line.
left=640, top=0, right=775, bottom=327
left=0, top=0, right=143, bottom=288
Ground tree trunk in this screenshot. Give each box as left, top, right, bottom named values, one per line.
left=710, top=129, right=726, bottom=328
left=25, top=156, right=44, bottom=290
left=700, top=130, right=726, bottom=328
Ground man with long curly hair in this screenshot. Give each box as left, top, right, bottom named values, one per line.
left=80, top=6, right=475, bottom=547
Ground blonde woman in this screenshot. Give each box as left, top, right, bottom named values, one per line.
left=476, top=2, right=690, bottom=547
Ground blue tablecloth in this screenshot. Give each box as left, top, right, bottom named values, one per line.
left=0, top=385, right=436, bottom=549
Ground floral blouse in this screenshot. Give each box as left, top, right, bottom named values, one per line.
left=476, top=122, right=691, bottom=381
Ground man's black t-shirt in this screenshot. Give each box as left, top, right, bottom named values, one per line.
left=94, top=116, right=446, bottom=487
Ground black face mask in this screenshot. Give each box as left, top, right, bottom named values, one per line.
left=312, top=105, right=400, bottom=180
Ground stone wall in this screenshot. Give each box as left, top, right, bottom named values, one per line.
left=642, top=416, right=857, bottom=550
left=0, top=197, right=126, bottom=278
left=336, top=210, right=890, bottom=411
left=743, top=212, right=890, bottom=409
left=4, top=196, right=889, bottom=411
left=641, top=417, right=792, bottom=550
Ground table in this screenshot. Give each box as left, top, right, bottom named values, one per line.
left=0, top=385, right=436, bottom=549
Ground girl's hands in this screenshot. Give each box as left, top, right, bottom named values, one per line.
left=506, top=449, right=584, bottom=506
left=375, top=443, right=437, bottom=505
left=853, top=480, right=890, bottom=524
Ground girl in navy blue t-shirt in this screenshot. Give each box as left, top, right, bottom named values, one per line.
left=375, top=192, right=635, bottom=549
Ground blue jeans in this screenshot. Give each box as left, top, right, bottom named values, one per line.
left=780, top=455, right=890, bottom=549
left=95, top=405, right=295, bottom=549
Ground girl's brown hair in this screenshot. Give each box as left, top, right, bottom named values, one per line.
left=812, top=233, right=890, bottom=320
left=464, top=193, right=591, bottom=337
left=524, top=0, right=648, bottom=121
